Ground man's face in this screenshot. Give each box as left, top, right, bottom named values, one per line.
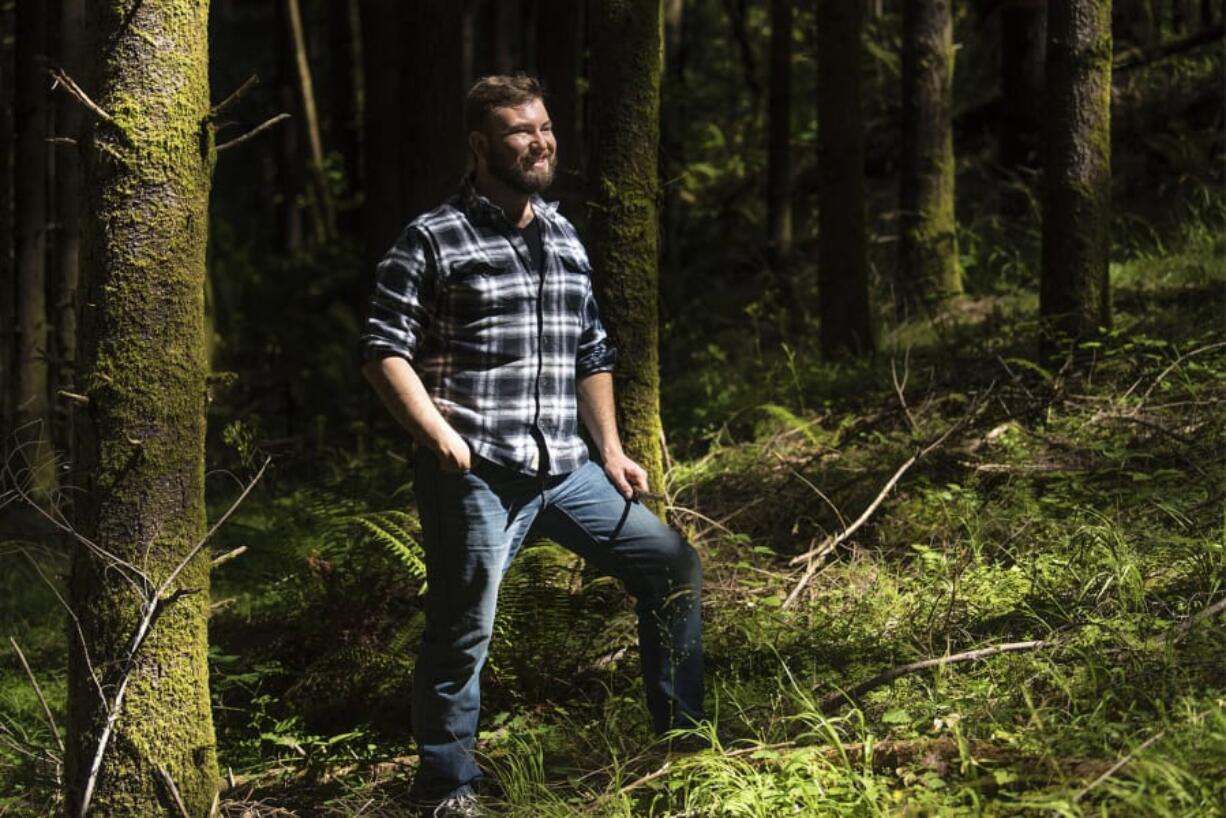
left=475, top=98, right=557, bottom=194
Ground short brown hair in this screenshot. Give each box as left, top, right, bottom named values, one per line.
left=464, top=74, right=545, bottom=135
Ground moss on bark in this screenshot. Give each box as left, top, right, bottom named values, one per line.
left=1040, top=0, right=1113, bottom=358
left=587, top=0, right=667, bottom=513
left=898, top=0, right=961, bottom=316
left=65, top=0, right=218, bottom=815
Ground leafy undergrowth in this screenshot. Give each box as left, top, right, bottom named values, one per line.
left=3, top=230, right=1224, bottom=817
left=202, top=207, right=1225, bottom=815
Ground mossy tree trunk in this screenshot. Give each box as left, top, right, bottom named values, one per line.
left=66, top=0, right=218, bottom=815
left=15, top=0, right=54, bottom=496
left=898, top=0, right=961, bottom=317
left=816, top=0, right=873, bottom=357
left=1000, top=0, right=1047, bottom=177
left=1040, top=0, right=1113, bottom=359
left=587, top=0, right=666, bottom=511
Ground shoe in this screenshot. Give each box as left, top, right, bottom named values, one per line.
left=427, top=787, right=483, bottom=818
left=409, top=784, right=484, bottom=818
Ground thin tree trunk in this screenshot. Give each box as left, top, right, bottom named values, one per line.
left=898, top=0, right=960, bottom=316
left=1000, top=0, right=1047, bottom=176
left=1114, top=0, right=1155, bottom=45
left=817, top=0, right=873, bottom=357
left=722, top=0, right=763, bottom=103
left=767, top=0, right=797, bottom=323
left=50, top=0, right=83, bottom=476
left=0, top=0, right=14, bottom=443
left=65, top=0, right=218, bottom=814
left=359, top=0, right=465, bottom=271
left=1040, top=0, right=1113, bottom=359
left=588, top=0, right=666, bottom=515
left=14, top=0, right=53, bottom=494
left=536, top=0, right=584, bottom=205
left=286, top=0, right=337, bottom=242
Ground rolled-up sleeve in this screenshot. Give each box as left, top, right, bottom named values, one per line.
left=575, top=275, right=618, bottom=377
left=358, top=226, right=437, bottom=364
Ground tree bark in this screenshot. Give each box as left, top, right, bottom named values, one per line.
left=898, top=0, right=961, bottom=316
left=1000, top=1, right=1046, bottom=176
left=359, top=0, right=465, bottom=273
left=286, top=0, right=337, bottom=242
left=66, top=0, right=218, bottom=814
left=14, top=0, right=53, bottom=494
left=587, top=0, right=666, bottom=515
left=535, top=0, right=585, bottom=208
left=50, top=0, right=84, bottom=477
left=817, top=0, right=873, bottom=357
left=0, top=0, right=14, bottom=444
left=767, top=0, right=796, bottom=313
left=1040, top=0, right=1113, bottom=359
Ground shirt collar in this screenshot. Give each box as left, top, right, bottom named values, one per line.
left=457, top=172, right=559, bottom=226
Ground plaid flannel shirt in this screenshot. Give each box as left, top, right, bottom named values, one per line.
left=359, top=175, right=618, bottom=476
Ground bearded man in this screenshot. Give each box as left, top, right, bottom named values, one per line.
left=359, top=74, right=706, bottom=817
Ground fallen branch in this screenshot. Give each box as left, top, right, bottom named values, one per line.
left=818, top=640, right=1049, bottom=714
left=782, top=390, right=988, bottom=609
left=216, top=113, right=291, bottom=153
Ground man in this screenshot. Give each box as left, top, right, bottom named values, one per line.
left=358, top=75, right=705, bottom=817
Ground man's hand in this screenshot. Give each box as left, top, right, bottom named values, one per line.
left=603, top=451, right=649, bottom=500
left=435, top=428, right=473, bottom=474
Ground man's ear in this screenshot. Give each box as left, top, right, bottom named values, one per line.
left=467, top=130, right=488, bottom=168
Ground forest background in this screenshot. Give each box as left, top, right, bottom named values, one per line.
left=1, top=0, right=1224, bottom=816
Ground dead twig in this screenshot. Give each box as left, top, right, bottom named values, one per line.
left=891, top=348, right=917, bottom=433
left=819, top=640, right=1049, bottom=714
left=216, top=113, right=291, bottom=152
left=8, top=637, right=65, bottom=756
left=211, top=545, right=247, bottom=568
left=782, top=389, right=988, bottom=609
left=210, top=74, right=259, bottom=119
left=47, top=66, right=114, bottom=124
left=1141, top=341, right=1226, bottom=402
left=157, top=766, right=193, bottom=818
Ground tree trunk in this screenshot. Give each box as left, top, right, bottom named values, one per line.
left=359, top=0, right=465, bottom=272
left=66, top=0, right=218, bottom=814
left=768, top=0, right=800, bottom=334
left=286, top=0, right=337, bottom=242
left=1000, top=0, right=1047, bottom=176
left=15, top=0, right=55, bottom=495
left=1114, top=0, right=1155, bottom=45
left=535, top=0, right=585, bottom=209
left=1040, top=0, right=1113, bottom=359
left=898, top=0, right=960, bottom=316
left=816, top=0, right=873, bottom=357
left=50, top=0, right=84, bottom=477
left=660, top=0, right=685, bottom=315
left=587, top=0, right=666, bottom=514
left=0, top=0, right=14, bottom=444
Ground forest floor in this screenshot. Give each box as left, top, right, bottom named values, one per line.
left=3, top=221, right=1225, bottom=816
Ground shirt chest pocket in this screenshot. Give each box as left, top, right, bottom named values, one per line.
left=445, top=255, right=526, bottom=321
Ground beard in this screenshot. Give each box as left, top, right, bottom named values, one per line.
left=488, top=145, right=557, bottom=194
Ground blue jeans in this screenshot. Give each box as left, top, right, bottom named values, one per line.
left=410, top=446, right=705, bottom=798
